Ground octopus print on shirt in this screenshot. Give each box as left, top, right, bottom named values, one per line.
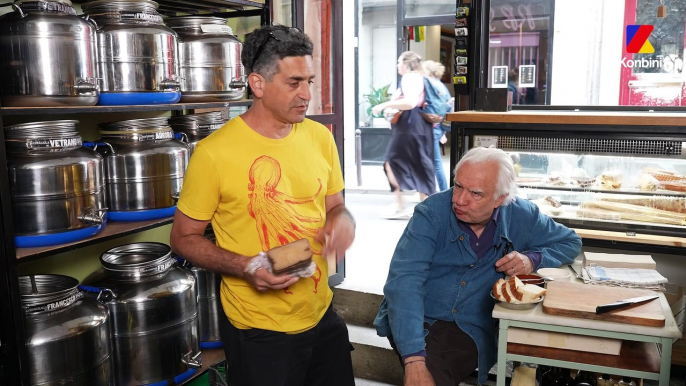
left=176, top=116, right=344, bottom=333
left=247, top=155, right=324, bottom=294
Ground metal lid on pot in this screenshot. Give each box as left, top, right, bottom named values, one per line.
left=169, top=112, right=226, bottom=139
left=4, top=120, right=82, bottom=150
left=166, top=16, right=233, bottom=36
left=99, top=117, right=174, bottom=142
left=100, top=242, right=175, bottom=280
left=19, top=274, right=82, bottom=315
left=81, top=0, right=163, bottom=25
left=14, top=0, right=76, bottom=15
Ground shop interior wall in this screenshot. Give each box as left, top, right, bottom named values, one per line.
left=550, top=0, right=624, bottom=105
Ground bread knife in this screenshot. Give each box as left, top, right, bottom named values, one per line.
left=595, top=295, right=659, bottom=314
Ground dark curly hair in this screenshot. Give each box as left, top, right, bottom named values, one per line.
left=242, top=25, right=314, bottom=80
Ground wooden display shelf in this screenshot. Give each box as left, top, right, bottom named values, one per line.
left=177, top=348, right=226, bottom=386
left=15, top=217, right=174, bottom=262
left=572, top=228, right=686, bottom=248
left=508, top=340, right=661, bottom=374
left=0, top=101, right=253, bottom=116
left=446, top=110, right=686, bottom=127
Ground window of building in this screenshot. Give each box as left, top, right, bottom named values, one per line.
left=486, top=0, right=686, bottom=107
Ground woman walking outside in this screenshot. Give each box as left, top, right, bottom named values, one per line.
left=372, top=51, right=435, bottom=219
left=422, top=60, right=453, bottom=192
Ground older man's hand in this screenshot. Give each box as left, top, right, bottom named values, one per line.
left=495, top=251, right=533, bottom=276
left=404, top=361, right=435, bottom=386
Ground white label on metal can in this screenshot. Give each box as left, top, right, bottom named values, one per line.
left=473, top=135, right=499, bottom=148
left=200, top=24, right=233, bottom=35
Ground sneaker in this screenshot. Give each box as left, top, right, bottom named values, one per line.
left=381, top=205, right=413, bottom=220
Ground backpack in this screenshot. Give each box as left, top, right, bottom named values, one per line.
left=421, top=77, right=452, bottom=123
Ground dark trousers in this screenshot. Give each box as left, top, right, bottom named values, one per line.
left=389, top=321, right=479, bottom=386
left=218, top=304, right=355, bottom=386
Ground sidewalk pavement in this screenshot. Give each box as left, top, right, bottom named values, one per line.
left=343, top=153, right=452, bottom=194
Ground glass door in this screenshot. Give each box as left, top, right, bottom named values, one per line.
left=277, top=0, right=346, bottom=285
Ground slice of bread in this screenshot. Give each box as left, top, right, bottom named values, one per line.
left=267, top=239, right=313, bottom=275
left=519, top=283, right=547, bottom=303
left=502, top=281, right=524, bottom=304
left=507, top=276, right=525, bottom=302
left=493, top=276, right=546, bottom=304
left=492, top=279, right=506, bottom=301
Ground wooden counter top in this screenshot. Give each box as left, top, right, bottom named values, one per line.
left=572, top=228, right=686, bottom=248
left=493, top=291, right=681, bottom=339
left=446, top=110, right=686, bottom=126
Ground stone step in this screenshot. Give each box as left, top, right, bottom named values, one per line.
left=335, top=287, right=504, bottom=385
left=347, top=323, right=404, bottom=385
left=354, top=378, right=397, bottom=386
left=333, top=287, right=385, bottom=327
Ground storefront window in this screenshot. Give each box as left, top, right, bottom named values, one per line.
left=405, top=0, right=455, bottom=17
left=305, top=0, right=335, bottom=114
left=272, top=0, right=293, bottom=26
left=487, top=0, right=686, bottom=107
left=358, top=0, right=398, bottom=127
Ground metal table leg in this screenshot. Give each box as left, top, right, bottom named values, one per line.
left=497, top=320, right=510, bottom=386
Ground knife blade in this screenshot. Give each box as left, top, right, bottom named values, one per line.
left=595, top=295, right=659, bottom=314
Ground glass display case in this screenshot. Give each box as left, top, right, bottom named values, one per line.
left=462, top=132, right=686, bottom=237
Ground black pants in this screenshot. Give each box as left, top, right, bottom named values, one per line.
left=388, top=321, right=479, bottom=386
left=219, top=304, right=355, bottom=386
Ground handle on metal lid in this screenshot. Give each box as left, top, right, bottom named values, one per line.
left=85, top=141, right=115, bottom=154
left=80, top=13, right=99, bottom=29
left=78, top=285, right=117, bottom=302
left=12, top=3, right=27, bottom=17
left=174, top=132, right=189, bottom=143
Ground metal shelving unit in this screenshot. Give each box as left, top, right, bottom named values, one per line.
left=0, top=101, right=253, bottom=116
left=0, top=0, right=268, bottom=383
left=70, top=0, right=266, bottom=15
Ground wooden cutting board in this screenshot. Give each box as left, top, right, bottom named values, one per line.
left=542, top=281, right=665, bottom=327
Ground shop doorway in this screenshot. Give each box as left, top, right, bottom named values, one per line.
left=344, top=0, right=456, bottom=292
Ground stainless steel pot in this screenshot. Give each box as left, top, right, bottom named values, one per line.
left=169, top=112, right=227, bottom=155
left=20, top=274, right=112, bottom=385
left=82, top=242, right=200, bottom=386
left=166, top=16, right=246, bottom=102
left=193, top=265, right=221, bottom=346
left=178, top=225, right=221, bottom=346
left=97, top=117, right=189, bottom=212
left=5, top=120, right=107, bottom=236
left=81, top=0, right=181, bottom=96
left=0, top=0, right=99, bottom=107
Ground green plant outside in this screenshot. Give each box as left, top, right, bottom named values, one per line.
left=363, top=83, right=392, bottom=118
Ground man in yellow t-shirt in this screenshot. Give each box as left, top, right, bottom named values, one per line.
left=170, top=25, right=356, bottom=386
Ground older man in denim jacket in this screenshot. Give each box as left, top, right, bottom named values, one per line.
left=374, top=147, right=582, bottom=386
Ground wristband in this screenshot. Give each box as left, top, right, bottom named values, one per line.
left=404, top=359, right=426, bottom=366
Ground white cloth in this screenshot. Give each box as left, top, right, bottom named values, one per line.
left=581, top=266, right=667, bottom=290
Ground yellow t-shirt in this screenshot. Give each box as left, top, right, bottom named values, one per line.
left=177, top=116, right=344, bottom=333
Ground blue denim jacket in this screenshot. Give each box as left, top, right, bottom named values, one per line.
left=374, top=191, right=582, bottom=384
